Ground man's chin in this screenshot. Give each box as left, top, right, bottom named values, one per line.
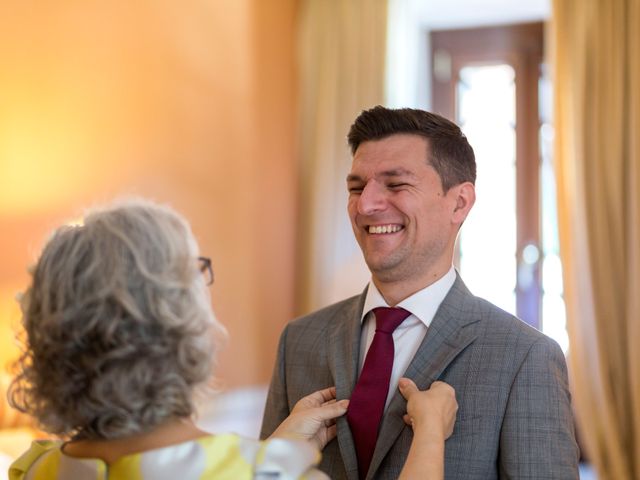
left=364, top=256, right=403, bottom=280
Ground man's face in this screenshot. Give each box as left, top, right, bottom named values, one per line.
left=347, top=134, right=465, bottom=285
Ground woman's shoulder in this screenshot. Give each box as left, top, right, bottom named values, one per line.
left=9, top=440, right=104, bottom=480
left=9, top=434, right=328, bottom=480
left=197, top=433, right=329, bottom=479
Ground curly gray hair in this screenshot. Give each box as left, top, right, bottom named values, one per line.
left=9, top=198, right=224, bottom=440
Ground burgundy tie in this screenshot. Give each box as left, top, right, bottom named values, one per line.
left=347, top=307, right=411, bottom=480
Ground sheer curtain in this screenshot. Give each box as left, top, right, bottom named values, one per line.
left=297, top=0, right=388, bottom=313
left=551, top=0, right=640, bottom=478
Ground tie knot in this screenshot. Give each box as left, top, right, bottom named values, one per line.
left=372, top=307, right=411, bottom=334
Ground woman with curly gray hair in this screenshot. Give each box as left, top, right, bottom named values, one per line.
left=7, top=198, right=350, bottom=479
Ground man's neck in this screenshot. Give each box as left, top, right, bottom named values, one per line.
left=373, top=269, right=450, bottom=306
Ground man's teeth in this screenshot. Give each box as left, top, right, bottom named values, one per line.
left=368, top=225, right=402, bottom=234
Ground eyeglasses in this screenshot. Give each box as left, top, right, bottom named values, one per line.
left=198, top=256, right=214, bottom=286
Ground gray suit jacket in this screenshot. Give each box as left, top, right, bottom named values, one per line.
left=260, top=275, right=579, bottom=479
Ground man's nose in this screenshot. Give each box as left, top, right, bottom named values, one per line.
left=357, top=181, right=387, bottom=215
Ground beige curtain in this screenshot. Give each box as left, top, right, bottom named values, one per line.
left=551, top=0, right=640, bottom=478
left=297, top=0, right=387, bottom=313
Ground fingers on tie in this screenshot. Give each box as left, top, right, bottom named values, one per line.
left=324, top=417, right=336, bottom=428
left=315, top=399, right=349, bottom=421
left=304, top=386, right=337, bottom=406
left=317, top=386, right=337, bottom=403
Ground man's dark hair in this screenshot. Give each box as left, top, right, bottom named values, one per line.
left=347, top=106, right=476, bottom=191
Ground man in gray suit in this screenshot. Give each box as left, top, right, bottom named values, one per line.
left=261, top=106, right=579, bottom=479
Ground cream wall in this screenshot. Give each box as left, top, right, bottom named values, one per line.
left=0, top=0, right=297, bottom=388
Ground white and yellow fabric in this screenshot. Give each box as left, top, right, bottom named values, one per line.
left=9, top=433, right=327, bottom=480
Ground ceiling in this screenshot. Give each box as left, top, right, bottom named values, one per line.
left=410, top=0, right=550, bottom=30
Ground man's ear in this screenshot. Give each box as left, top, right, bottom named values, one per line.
left=451, top=182, right=476, bottom=224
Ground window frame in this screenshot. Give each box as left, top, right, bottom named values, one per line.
left=431, top=22, right=544, bottom=328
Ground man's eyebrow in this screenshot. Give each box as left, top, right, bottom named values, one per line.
left=378, top=168, right=418, bottom=179
left=346, top=168, right=418, bottom=183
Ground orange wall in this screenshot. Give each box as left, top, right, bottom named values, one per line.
left=0, top=0, right=297, bottom=387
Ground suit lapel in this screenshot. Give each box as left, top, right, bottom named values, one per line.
left=328, top=289, right=367, bottom=480
left=367, top=276, right=480, bottom=479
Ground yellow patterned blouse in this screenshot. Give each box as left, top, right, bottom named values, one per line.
left=9, top=433, right=328, bottom=480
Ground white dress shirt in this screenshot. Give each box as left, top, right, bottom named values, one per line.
left=358, top=266, right=456, bottom=409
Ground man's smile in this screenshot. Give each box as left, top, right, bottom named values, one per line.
left=366, top=223, right=405, bottom=234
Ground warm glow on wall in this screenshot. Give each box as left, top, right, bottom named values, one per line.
left=0, top=103, right=100, bottom=216
left=0, top=4, right=127, bottom=216
left=0, top=0, right=297, bottom=387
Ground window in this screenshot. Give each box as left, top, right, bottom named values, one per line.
left=431, top=22, right=568, bottom=351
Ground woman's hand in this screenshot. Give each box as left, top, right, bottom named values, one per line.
left=269, top=386, right=349, bottom=450
left=397, top=379, right=458, bottom=480
left=398, top=379, right=457, bottom=440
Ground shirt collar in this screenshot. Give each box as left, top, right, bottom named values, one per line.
left=361, top=266, right=456, bottom=328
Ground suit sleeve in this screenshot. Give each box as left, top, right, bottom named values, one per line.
left=498, top=336, right=580, bottom=478
left=260, top=324, right=291, bottom=439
